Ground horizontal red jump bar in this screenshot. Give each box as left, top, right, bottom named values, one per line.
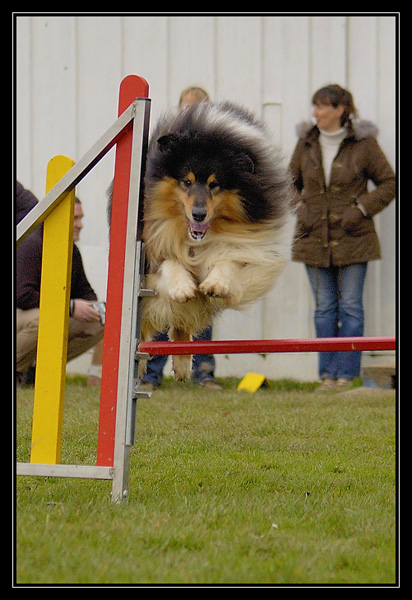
left=139, top=336, right=396, bottom=356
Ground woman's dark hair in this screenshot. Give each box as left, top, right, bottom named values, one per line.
left=312, top=84, right=358, bottom=126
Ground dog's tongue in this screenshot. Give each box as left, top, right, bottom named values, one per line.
left=188, top=220, right=210, bottom=241
left=189, top=221, right=210, bottom=233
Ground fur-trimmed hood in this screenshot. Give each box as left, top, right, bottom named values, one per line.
left=296, top=119, right=379, bottom=141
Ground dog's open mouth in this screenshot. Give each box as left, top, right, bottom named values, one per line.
left=188, top=220, right=210, bottom=241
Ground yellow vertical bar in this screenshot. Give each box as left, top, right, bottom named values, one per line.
left=30, top=156, right=76, bottom=464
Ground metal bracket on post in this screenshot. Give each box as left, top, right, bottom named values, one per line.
left=125, top=241, right=149, bottom=447
left=117, top=240, right=157, bottom=459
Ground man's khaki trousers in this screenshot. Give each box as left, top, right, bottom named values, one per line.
left=16, top=308, right=104, bottom=373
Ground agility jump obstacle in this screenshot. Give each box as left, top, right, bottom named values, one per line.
left=17, top=75, right=151, bottom=501
left=16, top=75, right=396, bottom=503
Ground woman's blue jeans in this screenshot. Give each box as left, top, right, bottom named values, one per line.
left=305, top=263, right=368, bottom=380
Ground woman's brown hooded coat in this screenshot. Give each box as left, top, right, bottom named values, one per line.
left=289, top=120, right=396, bottom=267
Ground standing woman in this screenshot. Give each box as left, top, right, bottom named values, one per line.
left=289, top=84, right=396, bottom=390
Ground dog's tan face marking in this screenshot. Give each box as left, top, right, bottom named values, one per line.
left=177, top=172, right=220, bottom=200
left=146, top=174, right=248, bottom=243
left=174, top=171, right=223, bottom=241
left=206, top=174, right=220, bottom=192
left=179, top=171, right=196, bottom=192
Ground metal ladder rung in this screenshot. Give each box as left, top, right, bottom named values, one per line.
left=135, top=352, right=151, bottom=360
left=138, top=288, right=157, bottom=297
left=133, top=391, right=152, bottom=400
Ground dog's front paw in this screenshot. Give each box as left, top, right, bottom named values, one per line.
left=199, top=278, right=230, bottom=299
left=168, top=277, right=197, bottom=303
left=199, top=272, right=243, bottom=306
left=199, top=268, right=235, bottom=299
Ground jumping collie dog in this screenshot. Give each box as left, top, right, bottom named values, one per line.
left=136, top=101, right=291, bottom=380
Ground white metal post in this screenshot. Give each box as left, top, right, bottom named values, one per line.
left=110, top=98, right=151, bottom=502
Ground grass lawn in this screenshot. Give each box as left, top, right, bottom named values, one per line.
left=15, top=378, right=397, bottom=586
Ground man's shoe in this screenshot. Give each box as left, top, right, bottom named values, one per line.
left=198, top=380, right=222, bottom=391
left=318, top=378, right=336, bottom=392
left=18, top=366, right=36, bottom=388
left=139, top=382, right=158, bottom=392
left=336, top=378, right=352, bottom=391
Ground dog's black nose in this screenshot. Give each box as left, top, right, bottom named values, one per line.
left=192, top=207, right=207, bottom=222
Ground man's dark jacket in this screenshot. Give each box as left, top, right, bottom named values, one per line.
left=16, top=182, right=97, bottom=310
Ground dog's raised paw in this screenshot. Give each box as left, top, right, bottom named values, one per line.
left=168, top=279, right=197, bottom=303
left=199, top=278, right=231, bottom=299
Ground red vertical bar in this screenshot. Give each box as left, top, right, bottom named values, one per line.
left=97, top=75, right=149, bottom=467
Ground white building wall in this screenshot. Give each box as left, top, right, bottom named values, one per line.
left=15, top=14, right=397, bottom=380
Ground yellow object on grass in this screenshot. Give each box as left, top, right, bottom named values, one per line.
left=237, top=373, right=267, bottom=393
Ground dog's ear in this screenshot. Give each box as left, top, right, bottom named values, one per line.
left=239, top=153, right=255, bottom=174
left=157, top=134, right=179, bottom=151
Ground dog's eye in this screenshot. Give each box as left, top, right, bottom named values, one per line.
left=183, top=179, right=192, bottom=187
left=208, top=181, right=219, bottom=190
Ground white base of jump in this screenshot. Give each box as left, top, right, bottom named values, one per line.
left=16, top=462, right=113, bottom=480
